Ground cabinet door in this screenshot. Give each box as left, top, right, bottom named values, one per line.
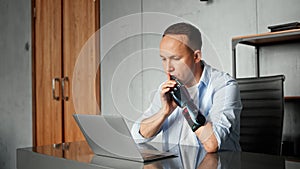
left=34, top=0, right=63, bottom=146
left=63, top=0, right=100, bottom=142
left=34, top=0, right=100, bottom=146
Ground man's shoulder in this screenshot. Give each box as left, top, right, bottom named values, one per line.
left=205, top=64, right=235, bottom=82
left=204, top=63, right=237, bottom=89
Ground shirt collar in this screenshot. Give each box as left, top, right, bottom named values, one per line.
left=198, top=60, right=210, bottom=88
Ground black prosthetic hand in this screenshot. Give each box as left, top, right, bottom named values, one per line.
left=168, top=75, right=206, bottom=131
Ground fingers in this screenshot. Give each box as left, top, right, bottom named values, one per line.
left=160, top=77, right=176, bottom=105
left=161, top=80, right=176, bottom=94
left=160, top=74, right=178, bottom=114
left=164, top=73, right=174, bottom=93
left=167, top=73, right=171, bottom=80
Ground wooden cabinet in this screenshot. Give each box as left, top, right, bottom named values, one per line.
left=33, top=0, right=100, bottom=146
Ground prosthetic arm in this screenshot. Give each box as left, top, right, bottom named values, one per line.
left=168, top=75, right=206, bottom=131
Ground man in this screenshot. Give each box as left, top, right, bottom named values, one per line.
left=131, top=22, right=242, bottom=152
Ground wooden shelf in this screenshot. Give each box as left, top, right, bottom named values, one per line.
left=232, top=29, right=300, bottom=98
left=285, top=96, right=300, bottom=101
left=232, top=28, right=300, bottom=48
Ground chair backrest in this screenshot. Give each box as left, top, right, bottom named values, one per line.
left=237, top=75, right=285, bottom=155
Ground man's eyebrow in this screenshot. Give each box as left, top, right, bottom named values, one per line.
left=160, top=54, right=169, bottom=59
left=160, top=55, right=178, bottom=58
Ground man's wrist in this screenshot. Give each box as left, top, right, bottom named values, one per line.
left=195, top=122, right=214, bottom=143
left=160, top=105, right=174, bottom=117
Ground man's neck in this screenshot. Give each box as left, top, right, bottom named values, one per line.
left=186, top=62, right=204, bottom=88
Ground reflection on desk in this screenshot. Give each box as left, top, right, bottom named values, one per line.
left=17, top=141, right=299, bottom=169
left=91, top=143, right=207, bottom=169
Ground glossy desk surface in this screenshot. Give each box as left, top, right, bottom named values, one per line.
left=17, top=141, right=300, bottom=169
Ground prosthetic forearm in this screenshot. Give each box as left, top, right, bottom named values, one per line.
left=169, top=75, right=206, bottom=131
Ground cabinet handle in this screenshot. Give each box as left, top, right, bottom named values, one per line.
left=52, top=78, right=60, bottom=101
left=62, top=77, right=69, bottom=101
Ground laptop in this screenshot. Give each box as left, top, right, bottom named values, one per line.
left=73, top=114, right=177, bottom=162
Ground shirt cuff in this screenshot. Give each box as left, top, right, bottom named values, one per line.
left=130, top=121, right=155, bottom=144
left=212, top=124, right=221, bottom=150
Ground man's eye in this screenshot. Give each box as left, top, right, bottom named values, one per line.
left=173, top=57, right=180, bottom=60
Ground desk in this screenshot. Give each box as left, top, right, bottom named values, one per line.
left=17, top=141, right=299, bottom=169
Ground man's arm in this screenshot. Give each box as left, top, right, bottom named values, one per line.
left=195, top=79, right=242, bottom=153
left=195, top=122, right=218, bottom=153
left=139, top=76, right=178, bottom=138
left=139, top=108, right=169, bottom=138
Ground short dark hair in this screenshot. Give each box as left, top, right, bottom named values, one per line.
left=163, top=22, right=202, bottom=51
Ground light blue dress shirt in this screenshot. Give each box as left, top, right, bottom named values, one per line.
left=131, top=61, right=242, bottom=151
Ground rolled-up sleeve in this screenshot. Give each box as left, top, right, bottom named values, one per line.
left=130, top=116, right=155, bottom=143
left=208, top=77, right=242, bottom=151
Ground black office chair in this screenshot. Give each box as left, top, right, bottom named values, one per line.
left=237, top=75, right=285, bottom=155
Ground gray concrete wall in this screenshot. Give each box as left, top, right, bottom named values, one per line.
left=0, top=0, right=32, bottom=169
left=100, top=0, right=143, bottom=126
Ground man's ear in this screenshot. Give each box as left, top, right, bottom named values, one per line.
left=194, top=50, right=202, bottom=63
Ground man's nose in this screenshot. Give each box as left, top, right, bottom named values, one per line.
left=166, top=60, right=175, bottom=72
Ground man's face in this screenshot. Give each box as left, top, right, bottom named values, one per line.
left=160, top=35, right=197, bottom=85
